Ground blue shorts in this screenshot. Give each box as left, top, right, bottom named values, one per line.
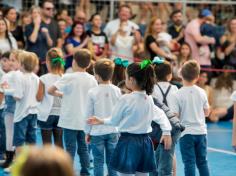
left=37, top=115, right=60, bottom=130
left=13, top=114, right=37, bottom=147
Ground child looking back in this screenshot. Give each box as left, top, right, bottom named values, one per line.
left=85, top=58, right=121, bottom=176
left=169, top=60, right=210, bottom=176
left=48, top=49, right=97, bottom=176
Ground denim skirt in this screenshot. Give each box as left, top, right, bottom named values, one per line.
left=110, top=133, right=157, bottom=174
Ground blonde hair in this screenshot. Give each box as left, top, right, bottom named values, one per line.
left=145, top=16, right=162, bottom=36
left=12, top=145, right=74, bottom=176
left=10, top=49, right=24, bottom=62
left=46, top=48, right=64, bottom=74
left=19, top=51, right=39, bottom=72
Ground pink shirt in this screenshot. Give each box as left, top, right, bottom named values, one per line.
left=185, top=19, right=211, bottom=66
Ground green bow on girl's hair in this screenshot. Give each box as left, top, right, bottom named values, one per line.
left=140, top=59, right=152, bottom=69
left=114, top=57, right=129, bottom=68
left=52, top=57, right=65, bottom=66
left=152, top=56, right=165, bottom=65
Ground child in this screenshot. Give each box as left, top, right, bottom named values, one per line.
left=88, top=60, right=172, bottom=176
left=11, top=145, right=75, bottom=176
left=0, top=50, right=22, bottom=168
left=0, top=52, right=11, bottom=165
left=151, top=58, right=180, bottom=176
left=37, top=48, right=64, bottom=147
left=3, top=51, right=39, bottom=156
left=48, top=49, right=97, bottom=176
left=112, top=57, right=129, bottom=86
left=169, top=60, right=210, bottom=176
left=152, top=58, right=178, bottom=106
left=85, top=58, right=121, bottom=176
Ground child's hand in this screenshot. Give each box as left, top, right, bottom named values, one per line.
left=87, top=116, right=103, bottom=125
left=160, top=135, right=172, bottom=150
left=85, top=134, right=91, bottom=144
left=1, top=81, right=9, bottom=89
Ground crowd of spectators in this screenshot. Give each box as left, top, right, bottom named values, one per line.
left=0, top=0, right=236, bottom=122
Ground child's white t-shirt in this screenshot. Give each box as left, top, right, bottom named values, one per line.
left=13, top=72, right=39, bottom=123
left=152, top=82, right=178, bottom=106
left=85, top=84, right=121, bottom=136
left=169, top=85, right=209, bottom=137
left=54, top=72, right=98, bottom=130
left=37, top=73, right=62, bottom=122
left=231, top=91, right=236, bottom=101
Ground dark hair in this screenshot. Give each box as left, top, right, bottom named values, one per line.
left=154, top=61, right=172, bottom=82
left=0, top=18, right=13, bottom=49
left=73, top=49, right=91, bottom=68
left=41, top=0, right=53, bottom=8
left=1, top=51, right=10, bottom=59
left=3, top=6, right=15, bottom=18
left=89, top=13, right=100, bottom=22
left=127, top=62, right=155, bottom=95
left=94, top=58, right=114, bottom=81
left=112, top=65, right=126, bottom=86
left=46, top=48, right=64, bottom=74
left=170, top=10, right=182, bottom=19
left=215, top=65, right=233, bottom=91
left=181, top=60, right=200, bottom=82
left=67, top=21, right=87, bottom=42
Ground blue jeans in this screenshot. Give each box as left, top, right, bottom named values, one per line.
left=63, top=129, right=90, bottom=175
left=180, top=134, right=210, bottom=176
left=91, top=133, right=118, bottom=176
left=0, top=109, right=5, bottom=157
left=13, top=114, right=37, bottom=147
left=150, top=129, right=180, bottom=176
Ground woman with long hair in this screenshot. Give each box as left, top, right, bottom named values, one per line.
left=3, top=7, right=24, bottom=48
left=64, top=22, right=89, bottom=69
left=0, top=18, right=17, bottom=53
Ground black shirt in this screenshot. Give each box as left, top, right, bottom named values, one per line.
left=87, top=30, right=108, bottom=56
left=42, top=19, right=61, bottom=47
left=168, top=25, right=185, bottom=44
left=11, top=26, right=25, bottom=47
left=145, top=35, right=158, bottom=60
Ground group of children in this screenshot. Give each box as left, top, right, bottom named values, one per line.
left=0, top=47, right=212, bottom=176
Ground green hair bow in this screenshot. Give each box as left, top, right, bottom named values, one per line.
left=52, top=57, right=65, bottom=67
left=114, top=58, right=129, bottom=68
left=152, top=56, right=165, bottom=65
left=140, top=59, right=152, bottom=69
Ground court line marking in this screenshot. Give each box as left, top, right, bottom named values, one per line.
left=208, top=147, right=236, bottom=156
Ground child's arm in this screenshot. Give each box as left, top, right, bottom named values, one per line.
left=204, top=108, right=211, bottom=117
left=48, top=86, right=63, bottom=97
left=36, top=80, right=45, bottom=102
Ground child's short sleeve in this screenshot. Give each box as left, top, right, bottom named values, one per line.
left=54, top=75, right=70, bottom=94
left=202, top=91, right=210, bottom=109
left=231, top=91, right=236, bottom=101
left=169, top=93, right=180, bottom=114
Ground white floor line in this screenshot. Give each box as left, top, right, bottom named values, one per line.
left=208, top=147, right=236, bottom=156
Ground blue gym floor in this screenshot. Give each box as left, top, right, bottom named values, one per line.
left=2, top=121, right=236, bottom=176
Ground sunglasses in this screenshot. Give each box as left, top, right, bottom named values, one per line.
left=45, top=7, right=54, bottom=11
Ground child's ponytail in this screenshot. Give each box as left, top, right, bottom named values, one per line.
left=127, top=60, right=155, bottom=95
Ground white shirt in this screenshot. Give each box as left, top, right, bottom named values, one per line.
left=104, top=19, right=139, bottom=40
left=231, top=91, right=236, bottom=101
left=37, top=73, right=62, bottom=122
left=152, top=82, right=178, bottom=106
left=85, top=84, right=121, bottom=136
left=113, top=35, right=134, bottom=62
left=13, top=72, right=39, bottom=122
left=0, top=67, right=5, bottom=109
left=103, top=91, right=172, bottom=135
left=169, top=85, right=209, bottom=137
left=55, top=72, right=98, bottom=130
left=0, top=35, right=17, bottom=53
